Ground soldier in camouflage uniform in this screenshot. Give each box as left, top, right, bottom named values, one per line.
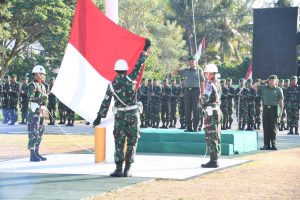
left=58, top=100, right=67, bottom=124
left=20, top=76, right=29, bottom=124
left=27, top=65, right=48, bottom=162
left=93, top=39, right=150, bottom=177
left=201, top=64, right=221, bottom=168
left=8, top=74, right=20, bottom=125
left=47, top=77, right=57, bottom=125
left=150, top=78, right=161, bottom=128
left=146, top=79, right=153, bottom=127
left=65, top=106, right=75, bottom=126
left=254, top=79, right=262, bottom=130
left=160, top=79, right=171, bottom=128
left=2, top=75, right=11, bottom=123
left=235, top=78, right=249, bottom=130
left=286, top=76, right=300, bottom=135
left=227, top=78, right=235, bottom=129
left=137, top=78, right=149, bottom=127
left=246, top=79, right=256, bottom=130
left=220, top=79, right=229, bottom=130
left=178, top=79, right=186, bottom=129
left=278, top=79, right=286, bottom=130
left=170, top=79, right=179, bottom=127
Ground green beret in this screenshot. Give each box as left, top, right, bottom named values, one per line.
left=4, top=75, right=10, bottom=79
left=187, top=55, right=196, bottom=61
left=268, top=74, right=277, bottom=80
left=246, top=78, right=252, bottom=83
left=239, top=78, right=245, bottom=82
left=285, top=79, right=290, bottom=83
left=220, top=79, right=226, bottom=83
left=23, top=76, right=29, bottom=80
left=141, top=78, right=145, bottom=81
left=279, top=79, right=284, bottom=83
left=11, top=74, right=17, bottom=78
left=290, top=76, right=297, bottom=80
left=227, top=78, right=232, bottom=81
left=153, top=78, right=157, bottom=81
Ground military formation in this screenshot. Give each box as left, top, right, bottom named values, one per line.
left=0, top=74, right=76, bottom=126
left=137, top=75, right=299, bottom=135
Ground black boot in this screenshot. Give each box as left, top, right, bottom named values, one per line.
left=253, top=123, right=257, bottom=130
left=160, top=122, right=166, bottom=128
left=238, top=122, right=242, bottom=130
left=257, top=123, right=260, bottom=130
left=140, top=121, right=145, bottom=128
left=35, top=147, right=47, bottom=161
left=242, top=123, right=246, bottom=130
left=165, top=122, right=169, bottom=129
left=279, top=124, right=283, bottom=131
left=110, top=163, right=123, bottom=177
left=71, top=120, right=74, bottom=126
left=201, top=160, right=219, bottom=168
left=295, top=127, right=299, bottom=135
left=287, top=127, right=294, bottom=135
left=66, top=120, right=71, bottom=126
left=123, top=162, right=132, bottom=177
left=173, top=119, right=177, bottom=128
left=30, top=149, right=41, bottom=162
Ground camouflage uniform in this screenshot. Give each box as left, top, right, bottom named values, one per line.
left=47, top=78, right=57, bottom=125
left=27, top=81, right=48, bottom=150
left=283, top=79, right=290, bottom=130
left=146, top=80, right=153, bottom=127
left=150, top=79, right=161, bottom=128
left=178, top=80, right=186, bottom=129
left=20, top=77, right=29, bottom=124
left=254, top=79, right=262, bottom=129
left=227, top=78, right=235, bottom=129
left=137, top=79, right=149, bottom=127
left=220, top=79, right=229, bottom=130
left=160, top=79, right=171, bottom=128
left=235, top=79, right=249, bottom=130
left=170, top=80, right=179, bottom=127
left=8, top=75, right=20, bottom=125
left=285, top=76, right=300, bottom=135
left=58, top=100, right=67, bottom=124
left=65, top=106, right=75, bottom=126
left=202, top=79, right=222, bottom=164
left=246, top=79, right=256, bottom=130
left=98, top=53, right=147, bottom=166
left=2, top=77, right=10, bottom=123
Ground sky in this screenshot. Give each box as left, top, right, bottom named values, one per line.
left=252, top=0, right=300, bottom=8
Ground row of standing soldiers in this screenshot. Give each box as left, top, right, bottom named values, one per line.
left=0, top=75, right=76, bottom=126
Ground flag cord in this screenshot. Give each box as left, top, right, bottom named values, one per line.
left=46, top=109, right=95, bottom=154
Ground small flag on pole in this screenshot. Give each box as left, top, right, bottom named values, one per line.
left=195, top=37, right=206, bottom=61
left=245, top=62, right=253, bottom=80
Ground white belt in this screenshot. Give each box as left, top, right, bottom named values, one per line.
left=116, top=105, right=139, bottom=111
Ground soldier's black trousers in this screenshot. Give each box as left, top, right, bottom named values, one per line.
left=263, top=105, right=278, bottom=147
left=184, top=88, right=200, bottom=131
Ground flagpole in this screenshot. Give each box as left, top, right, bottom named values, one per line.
left=191, top=0, right=197, bottom=53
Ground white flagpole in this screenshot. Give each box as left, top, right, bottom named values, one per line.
left=105, top=0, right=119, bottom=162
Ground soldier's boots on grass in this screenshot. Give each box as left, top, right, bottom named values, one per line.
left=201, top=160, right=219, bottom=168
left=110, top=163, right=123, bottom=177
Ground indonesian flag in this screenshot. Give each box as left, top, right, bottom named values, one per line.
left=51, top=0, right=146, bottom=123
left=245, top=62, right=253, bottom=80
left=195, top=37, right=206, bottom=61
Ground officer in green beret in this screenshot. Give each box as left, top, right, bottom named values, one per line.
left=252, top=75, right=284, bottom=150
left=174, top=55, right=205, bottom=132
left=285, top=76, right=299, bottom=135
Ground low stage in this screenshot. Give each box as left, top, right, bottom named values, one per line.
left=137, top=128, right=258, bottom=155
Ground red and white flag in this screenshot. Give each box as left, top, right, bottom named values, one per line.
left=51, top=0, right=146, bottom=123
left=195, top=37, right=206, bottom=61
left=245, top=62, right=253, bottom=80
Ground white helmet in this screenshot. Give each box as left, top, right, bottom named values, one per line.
left=114, top=59, right=128, bottom=71
left=204, top=63, right=218, bottom=73
left=32, top=65, right=46, bottom=74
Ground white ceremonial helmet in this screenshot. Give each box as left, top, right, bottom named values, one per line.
left=204, top=63, right=218, bottom=73
left=114, top=59, right=128, bottom=71
left=32, top=65, right=46, bottom=74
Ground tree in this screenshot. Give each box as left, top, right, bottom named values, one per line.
left=275, top=0, right=292, bottom=7
left=0, top=0, right=73, bottom=79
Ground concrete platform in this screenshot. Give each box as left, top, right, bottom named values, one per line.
left=0, top=154, right=248, bottom=180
